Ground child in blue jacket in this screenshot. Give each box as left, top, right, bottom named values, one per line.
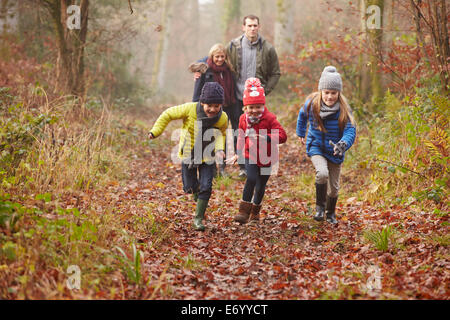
left=296, top=66, right=356, bottom=224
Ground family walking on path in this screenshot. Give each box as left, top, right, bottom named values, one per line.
left=148, top=14, right=356, bottom=232
left=190, top=14, right=281, bottom=179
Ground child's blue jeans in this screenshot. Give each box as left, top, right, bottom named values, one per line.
left=242, top=160, right=271, bottom=205
left=181, top=162, right=215, bottom=201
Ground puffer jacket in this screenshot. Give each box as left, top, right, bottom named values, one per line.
left=227, top=35, right=281, bottom=95
left=237, top=107, right=287, bottom=167
left=150, top=102, right=228, bottom=163
left=296, top=98, right=356, bottom=164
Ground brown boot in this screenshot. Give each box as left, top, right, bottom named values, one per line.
left=234, top=201, right=252, bottom=224
left=249, top=203, right=262, bottom=223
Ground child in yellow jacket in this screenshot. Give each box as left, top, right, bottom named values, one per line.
left=148, top=82, right=228, bottom=231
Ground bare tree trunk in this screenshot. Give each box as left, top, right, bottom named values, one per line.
left=151, top=0, right=173, bottom=90
left=0, top=0, right=17, bottom=35
left=190, top=0, right=199, bottom=56
left=410, top=0, right=432, bottom=69
left=410, top=0, right=449, bottom=94
left=358, top=0, right=371, bottom=103
left=358, top=0, right=384, bottom=105
left=72, top=0, right=88, bottom=98
left=433, top=0, right=449, bottom=93
left=223, top=0, right=240, bottom=42
left=43, top=0, right=89, bottom=99
left=381, top=0, right=394, bottom=88
left=367, top=0, right=384, bottom=103
left=274, top=0, right=294, bottom=55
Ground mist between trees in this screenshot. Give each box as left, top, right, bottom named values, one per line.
left=1, top=0, right=448, bottom=106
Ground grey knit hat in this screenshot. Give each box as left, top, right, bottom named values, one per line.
left=318, top=66, right=342, bottom=92
left=200, top=82, right=224, bottom=104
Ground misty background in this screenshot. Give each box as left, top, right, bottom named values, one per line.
left=1, top=0, right=447, bottom=109
left=0, top=0, right=364, bottom=104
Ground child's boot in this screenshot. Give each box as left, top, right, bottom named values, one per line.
left=193, top=198, right=208, bottom=231
left=234, top=200, right=252, bottom=224
left=218, top=163, right=227, bottom=177
left=326, top=196, right=338, bottom=224
left=313, top=183, right=327, bottom=221
left=238, top=164, right=247, bottom=180
left=249, top=203, right=262, bottom=223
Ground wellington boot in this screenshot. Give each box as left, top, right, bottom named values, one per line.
left=193, top=199, right=208, bottom=231
left=326, top=196, right=338, bottom=224
left=313, top=183, right=327, bottom=222
left=238, top=169, right=247, bottom=180
left=234, top=201, right=252, bottom=224
left=218, top=163, right=228, bottom=177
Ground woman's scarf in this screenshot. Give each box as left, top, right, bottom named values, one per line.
left=190, top=102, right=223, bottom=168
left=207, top=58, right=236, bottom=107
left=320, top=101, right=340, bottom=119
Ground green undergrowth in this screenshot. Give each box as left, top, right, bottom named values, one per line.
left=281, top=85, right=449, bottom=214
left=347, top=87, right=449, bottom=212
left=0, top=192, right=173, bottom=298
left=0, top=86, right=174, bottom=298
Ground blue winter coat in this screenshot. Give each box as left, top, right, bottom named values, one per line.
left=296, top=99, right=356, bottom=164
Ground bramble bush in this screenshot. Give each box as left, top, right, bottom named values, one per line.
left=348, top=82, right=449, bottom=210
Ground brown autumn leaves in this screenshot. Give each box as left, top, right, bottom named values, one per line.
left=83, top=123, right=448, bottom=300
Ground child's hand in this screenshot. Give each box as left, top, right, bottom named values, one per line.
left=247, top=130, right=265, bottom=141
left=148, top=132, right=155, bottom=139
left=299, top=137, right=305, bottom=144
left=194, top=72, right=201, bottom=80
left=330, top=140, right=347, bottom=156
left=250, top=134, right=266, bottom=140
left=225, top=154, right=238, bottom=165
left=216, top=150, right=225, bottom=162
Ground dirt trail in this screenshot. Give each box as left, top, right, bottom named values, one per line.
left=107, top=126, right=448, bottom=299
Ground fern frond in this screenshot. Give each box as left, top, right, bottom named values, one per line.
left=424, top=141, right=441, bottom=158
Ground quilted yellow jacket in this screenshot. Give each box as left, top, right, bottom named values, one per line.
left=149, top=102, right=228, bottom=162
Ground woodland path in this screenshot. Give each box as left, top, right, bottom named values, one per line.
left=94, top=124, right=448, bottom=300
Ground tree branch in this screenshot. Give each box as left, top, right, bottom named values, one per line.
left=128, top=0, right=133, bottom=14
left=374, top=158, right=430, bottom=180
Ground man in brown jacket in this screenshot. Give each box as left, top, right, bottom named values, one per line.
left=227, top=15, right=281, bottom=100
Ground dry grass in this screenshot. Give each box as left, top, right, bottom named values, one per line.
left=3, top=89, right=132, bottom=194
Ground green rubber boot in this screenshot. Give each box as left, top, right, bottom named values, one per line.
left=193, top=198, right=208, bottom=231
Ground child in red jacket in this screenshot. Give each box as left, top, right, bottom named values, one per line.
left=227, top=78, right=287, bottom=224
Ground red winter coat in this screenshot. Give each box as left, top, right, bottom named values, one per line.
left=237, top=107, right=287, bottom=167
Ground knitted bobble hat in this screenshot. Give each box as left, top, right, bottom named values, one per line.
left=243, top=77, right=265, bottom=106
left=245, top=77, right=262, bottom=89
left=200, top=82, right=224, bottom=104
left=318, top=66, right=343, bottom=92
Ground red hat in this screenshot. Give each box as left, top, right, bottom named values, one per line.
left=243, top=77, right=265, bottom=106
